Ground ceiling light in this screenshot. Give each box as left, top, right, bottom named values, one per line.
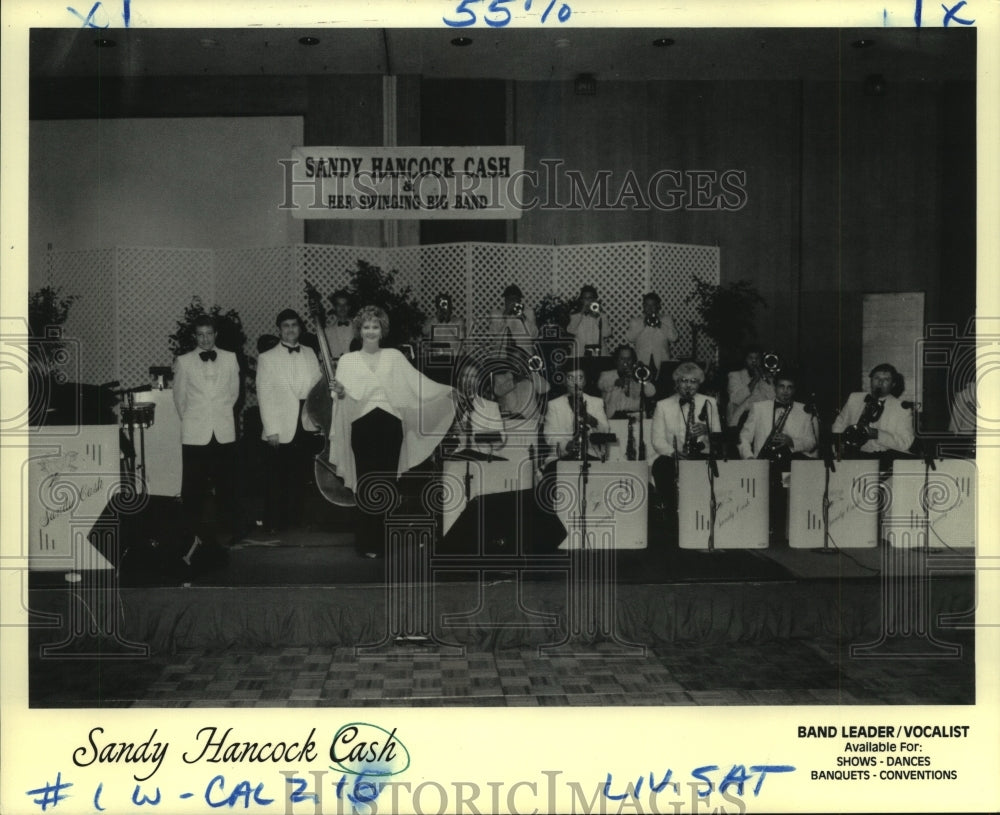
left=652, top=37, right=675, bottom=48
left=851, top=39, right=875, bottom=48
left=450, top=37, right=473, bottom=47
left=94, top=38, right=116, bottom=48
left=554, top=38, right=571, bottom=49
left=199, top=38, right=219, bottom=48
left=298, top=36, right=320, bottom=46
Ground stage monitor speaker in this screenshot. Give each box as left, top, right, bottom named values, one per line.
left=438, top=489, right=566, bottom=557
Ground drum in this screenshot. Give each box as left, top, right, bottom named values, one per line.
left=122, top=401, right=156, bottom=428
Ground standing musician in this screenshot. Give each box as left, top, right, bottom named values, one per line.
left=738, top=369, right=817, bottom=460
left=543, top=357, right=610, bottom=464
left=598, top=344, right=657, bottom=418
left=566, top=284, right=612, bottom=358
left=256, top=308, right=323, bottom=532
left=423, top=291, right=466, bottom=358
left=726, top=346, right=776, bottom=428
left=328, top=306, right=455, bottom=558
left=487, top=284, right=538, bottom=351
left=649, top=362, right=722, bottom=538
left=832, top=363, right=914, bottom=458
left=324, top=290, right=356, bottom=360
left=172, top=314, right=242, bottom=547
left=625, top=292, right=678, bottom=391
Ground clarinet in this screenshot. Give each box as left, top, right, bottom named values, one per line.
left=626, top=415, right=637, bottom=461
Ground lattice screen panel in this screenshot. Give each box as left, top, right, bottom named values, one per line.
left=469, top=242, right=555, bottom=337
left=295, top=244, right=386, bottom=335
left=648, top=242, right=720, bottom=361
left=216, top=246, right=297, bottom=356
left=48, top=249, right=116, bottom=385
left=116, top=247, right=215, bottom=387
left=553, top=242, right=650, bottom=349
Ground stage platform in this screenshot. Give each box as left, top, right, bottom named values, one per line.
left=27, top=524, right=975, bottom=655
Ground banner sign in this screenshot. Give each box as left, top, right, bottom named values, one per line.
left=284, top=146, right=525, bottom=219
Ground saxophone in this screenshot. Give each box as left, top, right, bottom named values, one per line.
left=681, top=399, right=707, bottom=458
left=758, top=401, right=793, bottom=464
left=843, top=395, right=885, bottom=450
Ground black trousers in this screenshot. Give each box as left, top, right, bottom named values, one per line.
left=181, top=435, right=237, bottom=543
left=650, top=454, right=680, bottom=546
left=265, top=404, right=317, bottom=530
left=351, top=408, right=403, bottom=556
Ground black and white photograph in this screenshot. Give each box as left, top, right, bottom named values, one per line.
left=2, top=1, right=999, bottom=813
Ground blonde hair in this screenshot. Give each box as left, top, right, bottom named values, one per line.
left=353, top=305, right=390, bottom=339
left=672, top=361, right=705, bottom=384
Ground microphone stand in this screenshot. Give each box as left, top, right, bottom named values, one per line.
left=811, top=400, right=837, bottom=556
left=702, top=402, right=720, bottom=554
left=577, top=393, right=591, bottom=550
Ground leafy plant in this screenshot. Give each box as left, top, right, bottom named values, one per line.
left=28, top=285, right=78, bottom=344
left=535, top=292, right=571, bottom=330
left=344, top=259, right=427, bottom=348
left=686, top=276, right=766, bottom=367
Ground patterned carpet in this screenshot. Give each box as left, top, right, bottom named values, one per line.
left=29, top=633, right=974, bottom=708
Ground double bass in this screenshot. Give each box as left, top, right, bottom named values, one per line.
left=303, top=281, right=355, bottom=507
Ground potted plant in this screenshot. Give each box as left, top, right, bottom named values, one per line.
left=687, top=275, right=766, bottom=369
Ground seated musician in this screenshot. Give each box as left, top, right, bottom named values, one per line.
left=726, top=346, right=775, bottom=429
left=490, top=347, right=550, bottom=431
left=649, top=362, right=722, bottom=537
left=423, top=291, right=466, bottom=358
left=831, top=363, right=914, bottom=458
left=566, top=284, right=612, bottom=358
left=487, top=284, right=538, bottom=351
left=324, top=289, right=356, bottom=360
left=738, top=369, right=817, bottom=460
left=448, top=356, right=507, bottom=459
left=598, top=344, right=657, bottom=418
left=542, top=357, right=611, bottom=465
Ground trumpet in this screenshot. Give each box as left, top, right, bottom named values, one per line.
left=644, top=314, right=662, bottom=329
left=762, top=352, right=781, bottom=376
left=527, top=354, right=545, bottom=372
left=436, top=295, right=451, bottom=311
left=510, top=301, right=525, bottom=318
left=587, top=300, right=602, bottom=316
left=633, top=361, right=652, bottom=383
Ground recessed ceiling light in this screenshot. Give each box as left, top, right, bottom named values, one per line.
left=298, top=36, right=320, bottom=46
left=94, top=38, right=116, bottom=48
left=554, top=38, right=571, bottom=49
left=851, top=39, right=875, bottom=48
left=652, top=37, right=675, bottom=48
left=450, top=37, right=473, bottom=47
left=199, top=38, right=219, bottom=48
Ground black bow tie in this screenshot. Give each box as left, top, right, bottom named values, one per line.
left=679, top=396, right=694, bottom=406
left=336, top=321, right=351, bottom=327
left=283, top=344, right=301, bottom=354
left=199, top=350, right=217, bottom=362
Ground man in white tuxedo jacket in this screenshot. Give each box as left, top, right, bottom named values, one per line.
left=649, top=362, right=721, bottom=543
left=256, top=308, right=323, bottom=530
left=543, top=358, right=610, bottom=464
left=173, top=315, right=241, bottom=544
left=739, top=372, right=818, bottom=460
left=832, top=363, right=914, bottom=456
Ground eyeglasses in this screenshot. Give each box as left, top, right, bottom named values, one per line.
left=678, top=378, right=700, bottom=385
